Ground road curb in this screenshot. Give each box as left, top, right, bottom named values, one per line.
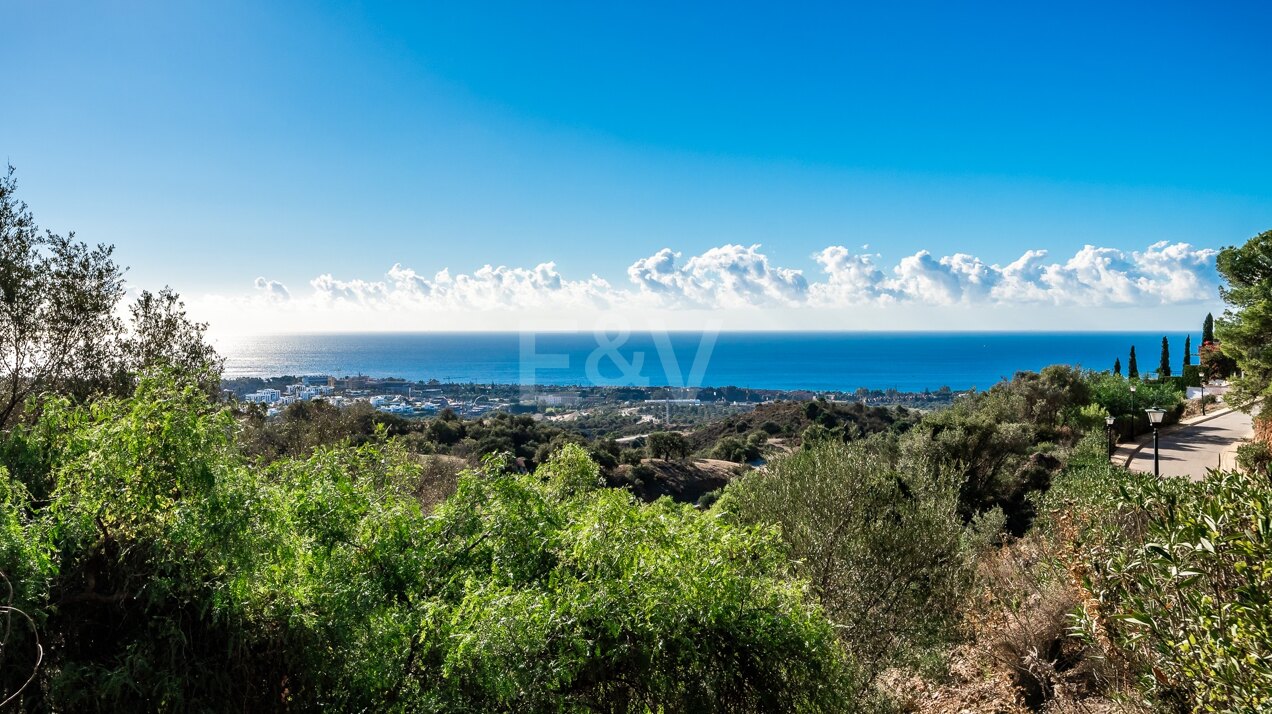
left=1117, top=407, right=1237, bottom=469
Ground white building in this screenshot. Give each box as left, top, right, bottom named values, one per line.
left=245, top=388, right=281, bottom=404
left=536, top=393, right=581, bottom=407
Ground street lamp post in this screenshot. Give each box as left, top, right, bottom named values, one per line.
left=1105, top=415, right=1116, bottom=459
left=1130, top=383, right=1138, bottom=434
left=1145, top=407, right=1166, bottom=477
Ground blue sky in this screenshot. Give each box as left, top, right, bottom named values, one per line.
left=3, top=1, right=1270, bottom=333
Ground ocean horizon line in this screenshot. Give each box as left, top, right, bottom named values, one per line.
left=214, top=328, right=1197, bottom=338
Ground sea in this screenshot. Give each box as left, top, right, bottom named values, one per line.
left=217, top=331, right=1193, bottom=393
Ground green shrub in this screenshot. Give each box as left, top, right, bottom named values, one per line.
left=1086, top=372, right=1183, bottom=418
left=1181, top=364, right=1203, bottom=388
left=1079, top=468, right=1272, bottom=711
left=1067, top=403, right=1110, bottom=434
left=717, top=437, right=974, bottom=682
left=0, top=376, right=283, bottom=710
left=712, top=435, right=759, bottom=463
left=1236, top=440, right=1272, bottom=477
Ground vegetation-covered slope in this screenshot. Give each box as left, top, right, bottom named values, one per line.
left=0, top=377, right=855, bottom=711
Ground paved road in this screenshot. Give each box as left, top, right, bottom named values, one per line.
left=1126, top=409, right=1253, bottom=480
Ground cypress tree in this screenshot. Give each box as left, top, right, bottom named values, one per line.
left=1183, top=335, right=1191, bottom=368
left=1128, top=346, right=1139, bottom=379
left=1113, top=357, right=1121, bottom=376
left=1159, top=336, right=1171, bottom=378
left=1203, top=312, right=1215, bottom=343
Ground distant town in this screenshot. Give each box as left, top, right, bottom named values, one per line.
left=223, top=374, right=971, bottom=420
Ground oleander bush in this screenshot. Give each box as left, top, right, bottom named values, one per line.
left=1034, top=433, right=1272, bottom=712
left=1094, top=469, right=1272, bottom=711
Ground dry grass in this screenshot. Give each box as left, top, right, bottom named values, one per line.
left=901, top=532, right=1148, bottom=714
left=1254, top=404, right=1272, bottom=444
left=411, top=454, right=467, bottom=511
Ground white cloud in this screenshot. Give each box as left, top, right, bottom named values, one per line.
left=809, top=246, right=893, bottom=305
left=808, top=241, right=1217, bottom=308
left=1132, top=240, right=1220, bottom=304
left=305, top=261, right=612, bottom=311
left=226, top=241, right=1218, bottom=329
left=992, top=250, right=1052, bottom=303
left=253, top=276, right=290, bottom=301
left=1038, top=245, right=1143, bottom=306
left=890, top=251, right=998, bottom=305
left=310, top=274, right=391, bottom=305
left=627, top=244, right=808, bottom=308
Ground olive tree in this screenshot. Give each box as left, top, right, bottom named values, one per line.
left=647, top=430, right=690, bottom=460
left=717, top=437, right=978, bottom=680
left=119, top=287, right=224, bottom=397
left=0, top=166, right=124, bottom=426
left=0, top=167, right=221, bottom=426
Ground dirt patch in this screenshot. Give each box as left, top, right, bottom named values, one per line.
left=609, top=458, right=743, bottom=504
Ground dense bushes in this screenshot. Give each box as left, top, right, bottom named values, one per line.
left=0, top=376, right=854, bottom=711
left=1237, top=440, right=1272, bottom=477
left=1086, top=371, right=1184, bottom=414
left=717, top=437, right=985, bottom=683
left=1094, top=470, right=1272, bottom=710
left=646, top=431, right=690, bottom=460
left=241, top=402, right=589, bottom=473
left=899, top=366, right=1102, bottom=533
left=0, top=359, right=1230, bottom=712
left=0, top=379, right=278, bottom=709
left=711, top=432, right=766, bottom=463
left=1026, top=432, right=1272, bottom=712
left=685, top=399, right=917, bottom=454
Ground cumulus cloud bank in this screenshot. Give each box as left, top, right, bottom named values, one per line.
left=305, top=262, right=614, bottom=311
left=246, top=241, right=1217, bottom=313
left=627, top=245, right=809, bottom=308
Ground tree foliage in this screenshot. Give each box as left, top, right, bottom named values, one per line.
left=1200, top=340, right=1237, bottom=382
left=900, top=366, right=1095, bottom=532
left=1085, top=371, right=1182, bottom=417
left=711, top=432, right=765, bottom=463
left=1216, top=228, right=1272, bottom=411
left=120, top=287, right=223, bottom=397
left=0, top=166, right=125, bottom=427
left=646, top=431, right=690, bottom=460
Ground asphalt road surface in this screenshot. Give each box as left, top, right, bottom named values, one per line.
left=1126, top=409, right=1253, bottom=480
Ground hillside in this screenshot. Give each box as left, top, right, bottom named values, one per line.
left=684, top=398, right=920, bottom=453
